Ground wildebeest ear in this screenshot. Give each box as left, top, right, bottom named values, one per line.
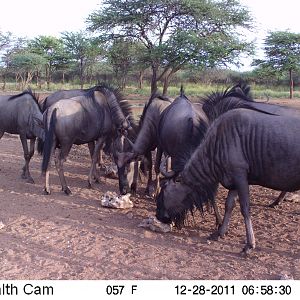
left=33, top=117, right=44, bottom=128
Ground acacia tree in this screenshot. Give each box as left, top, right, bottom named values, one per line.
left=87, top=0, right=254, bottom=95
left=1, top=36, right=28, bottom=90
left=28, top=36, right=67, bottom=89
left=0, top=31, right=13, bottom=89
left=9, top=51, right=46, bottom=89
left=61, top=31, right=103, bottom=88
left=107, top=39, right=147, bottom=88
left=253, top=31, right=300, bottom=99
left=0, top=31, right=11, bottom=50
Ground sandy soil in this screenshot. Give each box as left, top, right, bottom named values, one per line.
left=0, top=97, right=299, bottom=280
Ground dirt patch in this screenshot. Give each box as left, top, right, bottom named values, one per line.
left=0, top=98, right=299, bottom=280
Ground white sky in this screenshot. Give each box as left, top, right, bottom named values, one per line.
left=0, top=0, right=299, bottom=70
left=0, top=0, right=101, bottom=37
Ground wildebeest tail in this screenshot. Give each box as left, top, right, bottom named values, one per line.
left=37, top=138, right=44, bottom=155
left=41, top=108, right=57, bottom=173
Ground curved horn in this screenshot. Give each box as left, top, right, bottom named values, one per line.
left=159, top=156, right=175, bottom=178
left=180, top=84, right=184, bottom=97
left=125, top=136, right=135, bottom=149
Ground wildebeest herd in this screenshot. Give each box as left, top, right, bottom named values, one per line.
left=0, top=83, right=299, bottom=255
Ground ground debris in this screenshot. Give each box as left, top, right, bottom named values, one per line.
left=101, top=191, right=133, bottom=209
left=285, top=192, right=300, bottom=203
left=138, top=216, right=172, bottom=233
left=0, top=221, right=5, bottom=230
left=277, top=273, right=294, bottom=280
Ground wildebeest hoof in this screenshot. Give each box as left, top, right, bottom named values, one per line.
left=26, top=177, right=35, bottom=184
left=43, top=188, right=51, bottom=195
left=63, top=187, right=72, bottom=195
left=241, top=244, right=254, bottom=256
left=208, top=231, right=220, bottom=241
left=268, top=203, right=279, bottom=209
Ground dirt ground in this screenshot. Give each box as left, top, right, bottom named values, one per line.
left=0, top=96, right=299, bottom=280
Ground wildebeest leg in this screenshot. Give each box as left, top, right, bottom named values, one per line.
left=88, top=141, right=95, bottom=158
left=236, top=178, right=255, bottom=254
left=209, top=190, right=237, bottom=240
left=144, top=151, right=153, bottom=195
left=218, top=190, right=238, bottom=236
left=19, top=135, right=35, bottom=183
left=154, top=148, right=163, bottom=197
left=98, top=149, right=104, bottom=167
left=88, top=137, right=105, bottom=188
left=43, top=138, right=57, bottom=195
left=54, top=145, right=72, bottom=195
left=212, top=200, right=223, bottom=228
left=88, top=141, right=101, bottom=182
left=269, top=191, right=287, bottom=208
left=0, top=131, right=3, bottom=170
left=131, top=160, right=139, bottom=195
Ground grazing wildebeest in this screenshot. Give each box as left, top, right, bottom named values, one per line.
left=156, top=90, right=222, bottom=225
left=116, top=93, right=173, bottom=195
left=0, top=90, right=44, bottom=183
left=41, top=85, right=131, bottom=195
left=111, top=125, right=141, bottom=195
left=156, top=106, right=300, bottom=254
left=201, top=83, right=300, bottom=207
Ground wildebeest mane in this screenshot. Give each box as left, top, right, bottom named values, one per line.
left=90, top=83, right=136, bottom=128
left=158, top=178, right=218, bottom=229
left=180, top=182, right=218, bottom=228
left=201, top=83, right=278, bottom=122
left=8, top=89, right=42, bottom=113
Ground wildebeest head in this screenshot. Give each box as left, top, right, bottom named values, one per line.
left=112, top=129, right=138, bottom=195
left=156, top=179, right=193, bottom=228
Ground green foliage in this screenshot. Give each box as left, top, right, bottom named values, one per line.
left=87, top=0, right=254, bottom=94
left=253, top=31, right=300, bottom=98
left=61, top=31, right=104, bottom=87
left=263, top=31, right=300, bottom=72
left=0, top=31, right=12, bottom=50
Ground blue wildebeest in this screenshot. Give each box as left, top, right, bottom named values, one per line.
left=41, top=85, right=131, bottom=195
left=111, top=120, right=142, bottom=195
left=201, top=83, right=300, bottom=207
left=156, top=105, right=300, bottom=254
left=157, top=90, right=222, bottom=225
left=39, top=86, right=112, bottom=165
left=41, top=88, right=91, bottom=112
left=115, top=93, right=173, bottom=195
left=0, top=90, right=44, bottom=183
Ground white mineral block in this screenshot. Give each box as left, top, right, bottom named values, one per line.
left=101, top=191, right=133, bottom=209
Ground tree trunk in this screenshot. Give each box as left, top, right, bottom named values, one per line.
left=46, top=65, right=50, bottom=90
left=162, top=74, right=171, bottom=96
left=138, top=70, right=144, bottom=89
left=36, top=70, right=40, bottom=87
left=150, top=65, right=158, bottom=96
left=289, top=69, right=294, bottom=99
left=2, top=74, right=6, bottom=91
left=80, top=58, right=84, bottom=89
left=162, top=68, right=177, bottom=96
left=62, top=71, right=65, bottom=85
